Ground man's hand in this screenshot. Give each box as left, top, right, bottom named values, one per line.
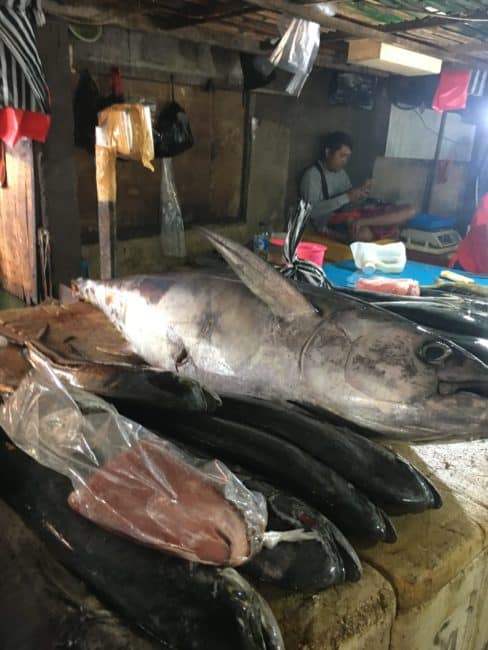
left=348, top=179, right=372, bottom=203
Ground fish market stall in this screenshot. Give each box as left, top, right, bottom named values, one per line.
left=2, top=1, right=488, bottom=648
left=0, top=231, right=487, bottom=649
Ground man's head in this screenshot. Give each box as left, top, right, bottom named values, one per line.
left=322, top=131, right=353, bottom=172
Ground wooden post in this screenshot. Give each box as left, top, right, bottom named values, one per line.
left=36, top=21, right=82, bottom=294
left=95, top=144, right=117, bottom=279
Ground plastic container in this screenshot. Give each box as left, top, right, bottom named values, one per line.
left=350, top=241, right=406, bottom=274
left=408, top=213, right=456, bottom=231
left=270, top=238, right=327, bottom=266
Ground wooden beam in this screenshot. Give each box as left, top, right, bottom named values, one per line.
left=43, top=1, right=387, bottom=75
left=156, top=3, right=258, bottom=31
left=380, top=11, right=488, bottom=34
left=380, top=16, right=467, bottom=34
left=244, top=0, right=488, bottom=67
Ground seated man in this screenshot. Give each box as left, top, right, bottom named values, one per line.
left=300, top=131, right=415, bottom=242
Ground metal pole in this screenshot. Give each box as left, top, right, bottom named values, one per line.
left=423, top=110, right=447, bottom=214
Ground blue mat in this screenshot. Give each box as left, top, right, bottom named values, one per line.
left=323, top=259, right=488, bottom=288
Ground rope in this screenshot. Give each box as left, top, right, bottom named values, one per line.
left=279, top=199, right=331, bottom=289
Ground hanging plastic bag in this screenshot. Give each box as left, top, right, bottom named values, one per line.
left=0, top=364, right=267, bottom=567
left=269, top=18, right=320, bottom=96
left=97, top=103, right=155, bottom=171
left=154, top=78, right=194, bottom=158
left=160, top=158, right=186, bottom=257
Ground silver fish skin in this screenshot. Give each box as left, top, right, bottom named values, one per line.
left=72, top=238, right=488, bottom=442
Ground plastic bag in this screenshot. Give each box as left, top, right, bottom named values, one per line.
left=0, top=364, right=267, bottom=567
left=73, top=70, right=100, bottom=153
left=160, top=158, right=186, bottom=257
left=269, top=18, right=320, bottom=96
left=154, top=101, right=194, bottom=158
left=97, top=103, right=155, bottom=171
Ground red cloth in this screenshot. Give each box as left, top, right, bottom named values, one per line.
left=450, top=195, right=488, bottom=274
left=326, top=205, right=398, bottom=240
left=0, top=107, right=51, bottom=147
left=432, top=69, right=470, bottom=113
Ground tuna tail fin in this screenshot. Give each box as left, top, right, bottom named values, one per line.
left=198, top=228, right=317, bottom=322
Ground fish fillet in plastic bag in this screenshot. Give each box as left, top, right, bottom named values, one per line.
left=0, top=365, right=267, bottom=566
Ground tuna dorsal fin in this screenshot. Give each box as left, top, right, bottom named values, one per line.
left=199, top=228, right=317, bottom=321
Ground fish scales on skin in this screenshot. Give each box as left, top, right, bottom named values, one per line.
left=302, top=283, right=488, bottom=374
left=72, top=230, right=488, bottom=442
left=0, top=436, right=284, bottom=650
left=112, top=401, right=396, bottom=545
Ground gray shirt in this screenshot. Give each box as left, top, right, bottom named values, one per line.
left=300, top=162, right=352, bottom=230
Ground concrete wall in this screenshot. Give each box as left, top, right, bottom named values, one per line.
left=75, top=77, right=244, bottom=242
left=372, top=157, right=471, bottom=219
left=77, top=65, right=393, bottom=275
left=245, top=68, right=391, bottom=233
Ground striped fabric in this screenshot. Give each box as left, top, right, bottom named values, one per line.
left=469, top=69, right=488, bottom=98
left=0, top=0, right=49, bottom=113
left=280, top=199, right=331, bottom=288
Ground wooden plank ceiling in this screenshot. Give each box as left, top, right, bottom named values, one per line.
left=44, top=0, right=488, bottom=71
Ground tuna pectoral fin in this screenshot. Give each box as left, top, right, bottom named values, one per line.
left=198, top=227, right=317, bottom=322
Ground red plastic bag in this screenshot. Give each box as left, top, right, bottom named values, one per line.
left=432, top=69, right=470, bottom=113
left=450, top=194, right=488, bottom=275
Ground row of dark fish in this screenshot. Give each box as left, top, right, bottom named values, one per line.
left=0, top=360, right=444, bottom=649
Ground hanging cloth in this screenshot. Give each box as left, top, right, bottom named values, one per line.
left=432, top=69, right=470, bottom=113
left=0, top=0, right=50, bottom=145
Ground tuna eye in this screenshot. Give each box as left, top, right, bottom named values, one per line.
left=419, top=341, right=452, bottom=365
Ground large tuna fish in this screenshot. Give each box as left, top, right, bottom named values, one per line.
left=73, top=230, right=488, bottom=441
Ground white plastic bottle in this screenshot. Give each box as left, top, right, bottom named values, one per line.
left=350, top=242, right=406, bottom=275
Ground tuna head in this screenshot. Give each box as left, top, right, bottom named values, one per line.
left=300, top=302, right=488, bottom=441
left=199, top=229, right=488, bottom=441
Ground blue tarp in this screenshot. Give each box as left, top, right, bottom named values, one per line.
left=323, top=259, right=488, bottom=288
